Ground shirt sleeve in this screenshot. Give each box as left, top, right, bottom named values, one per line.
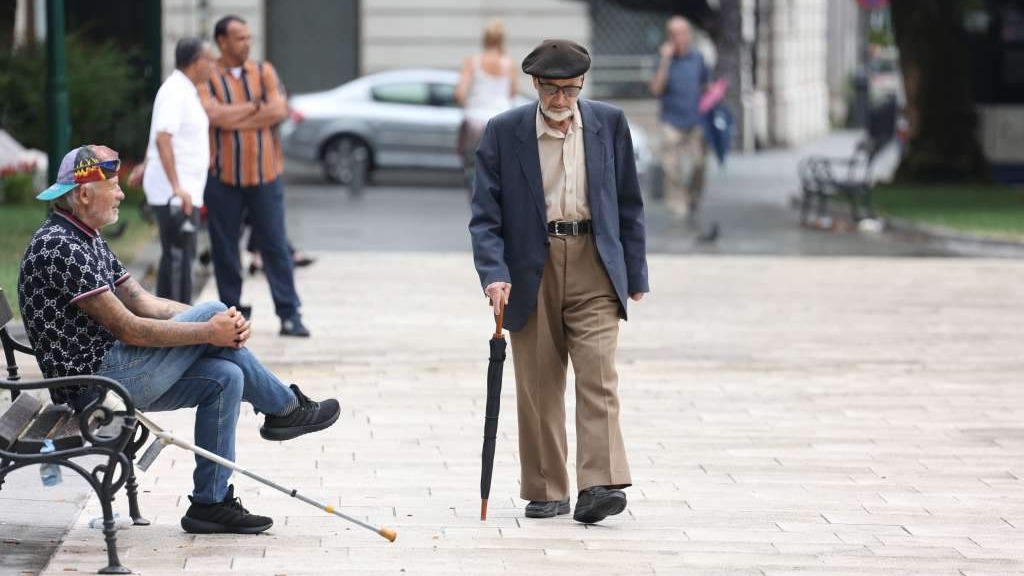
left=107, top=244, right=131, bottom=288
left=260, top=62, right=286, bottom=105
left=151, top=87, right=184, bottom=135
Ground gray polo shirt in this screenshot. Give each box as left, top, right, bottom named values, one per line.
left=658, top=50, right=709, bottom=130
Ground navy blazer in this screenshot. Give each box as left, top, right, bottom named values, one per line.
left=469, top=99, right=650, bottom=332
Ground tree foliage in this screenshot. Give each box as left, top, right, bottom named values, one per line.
left=890, top=0, right=988, bottom=182
left=0, top=33, right=151, bottom=157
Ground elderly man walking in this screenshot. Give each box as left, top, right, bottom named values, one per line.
left=199, top=15, right=309, bottom=336
left=650, top=16, right=709, bottom=221
left=469, top=39, right=649, bottom=524
left=128, top=37, right=215, bottom=304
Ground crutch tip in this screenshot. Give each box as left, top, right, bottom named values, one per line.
left=379, top=527, right=397, bottom=542
left=480, top=499, right=488, bottom=521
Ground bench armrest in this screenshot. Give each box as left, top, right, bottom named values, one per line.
left=0, top=375, right=136, bottom=415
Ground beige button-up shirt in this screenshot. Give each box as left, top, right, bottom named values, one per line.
left=536, top=103, right=590, bottom=222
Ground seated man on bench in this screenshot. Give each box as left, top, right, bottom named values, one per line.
left=17, top=144, right=340, bottom=535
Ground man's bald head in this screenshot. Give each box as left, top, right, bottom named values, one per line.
left=667, top=16, right=693, bottom=55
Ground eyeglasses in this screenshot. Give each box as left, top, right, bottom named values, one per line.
left=538, top=83, right=583, bottom=98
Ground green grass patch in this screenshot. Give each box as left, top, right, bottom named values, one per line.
left=0, top=202, right=155, bottom=316
left=874, top=184, right=1024, bottom=240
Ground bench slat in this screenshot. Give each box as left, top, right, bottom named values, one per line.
left=14, top=404, right=82, bottom=454
left=0, top=393, right=43, bottom=450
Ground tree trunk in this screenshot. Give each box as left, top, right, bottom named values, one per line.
left=890, top=0, right=988, bottom=182
left=0, top=0, right=16, bottom=56
left=715, top=0, right=744, bottom=149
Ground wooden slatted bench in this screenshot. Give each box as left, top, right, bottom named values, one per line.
left=1, top=287, right=150, bottom=574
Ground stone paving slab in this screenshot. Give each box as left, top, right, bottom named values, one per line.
left=29, top=253, right=1024, bottom=575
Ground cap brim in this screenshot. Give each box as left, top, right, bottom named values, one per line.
left=36, top=182, right=77, bottom=201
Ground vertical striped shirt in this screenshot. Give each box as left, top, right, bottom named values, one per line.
left=200, top=59, right=285, bottom=187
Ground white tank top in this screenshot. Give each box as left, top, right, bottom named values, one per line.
left=465, top=56, right=512, bottom=125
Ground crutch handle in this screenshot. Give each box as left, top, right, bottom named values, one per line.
left=379, top=527, right=398, bottom=542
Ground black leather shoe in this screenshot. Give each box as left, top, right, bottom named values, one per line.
left=280, top=314, right=311, bottom=337
left=525, top=498, right=570, bottom=518
left=573, top=486, right=627, bottom=524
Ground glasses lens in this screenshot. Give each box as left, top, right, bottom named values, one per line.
left=539, top=84, right=558, bottom=95
left=563, top=86, right=581, bottom=97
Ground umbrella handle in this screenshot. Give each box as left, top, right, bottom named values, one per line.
left=493, top=299, right=505, bottom=339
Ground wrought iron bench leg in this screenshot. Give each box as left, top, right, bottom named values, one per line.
left=96, top=480, right=131, bottom=574
left=125, top=424, right=150, bottom=526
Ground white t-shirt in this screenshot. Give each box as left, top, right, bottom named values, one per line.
left=143, top=69, right=210, bottom=207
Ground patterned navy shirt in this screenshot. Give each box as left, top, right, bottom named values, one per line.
left=18, top=208, right=130, bottom=402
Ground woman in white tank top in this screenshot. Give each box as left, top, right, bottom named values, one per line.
left=455, top=19, right=518, bottom=190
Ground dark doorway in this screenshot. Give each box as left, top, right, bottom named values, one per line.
left=266, top=0, right=360, bottom=95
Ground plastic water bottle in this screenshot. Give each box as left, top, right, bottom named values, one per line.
left=39, top=440, right=62, bottom=486
left=88, top=513, right=133, bottom=530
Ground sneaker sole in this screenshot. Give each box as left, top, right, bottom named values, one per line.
left=525, top=502, right=571, bottom=518
left=573, top=493, right=627, bottom=524
left=259, top=408, right=341, bottom=441
left=181, top=516, right=273, bottom=535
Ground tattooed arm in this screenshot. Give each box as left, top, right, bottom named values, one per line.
left=115, top=278, right=190, bottom=320
left=77, top=291, right=246, bottom=348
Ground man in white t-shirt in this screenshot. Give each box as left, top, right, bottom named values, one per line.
left=129, top=37, right=215, bottom=304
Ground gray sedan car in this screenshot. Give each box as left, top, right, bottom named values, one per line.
left=280, top=68, right=657, bottom=190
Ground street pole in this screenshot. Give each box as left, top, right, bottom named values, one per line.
left=45, top=0, right=69, bottom=183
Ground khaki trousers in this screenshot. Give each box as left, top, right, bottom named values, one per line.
left=510, top=234, right=631, bottom=501
left=660, top=122, right=706, bottom=218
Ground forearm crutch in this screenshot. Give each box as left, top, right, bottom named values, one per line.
left=134, top=411, right=396, bottom=542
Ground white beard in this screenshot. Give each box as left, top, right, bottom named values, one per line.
left=541, top=105, right=573, bottom=122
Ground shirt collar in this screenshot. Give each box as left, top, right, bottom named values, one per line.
left=535, top=102, right=583, bottom=140
left=170, top=69, right=198, bottom=92
left=53, top=207, right=99, bottom=239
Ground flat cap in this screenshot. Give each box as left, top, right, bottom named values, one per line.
left=521, top=39, right=591, bottom=79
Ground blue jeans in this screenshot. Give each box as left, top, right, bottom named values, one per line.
left=205, top=176, right=301, bottom=320
left=95, top=301, right=298, bottom=503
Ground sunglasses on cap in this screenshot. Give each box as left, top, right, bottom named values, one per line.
left=73, top=159, right=122, bottom=184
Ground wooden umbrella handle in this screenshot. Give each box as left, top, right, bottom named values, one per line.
left=493, top=299, right=505, bottom=339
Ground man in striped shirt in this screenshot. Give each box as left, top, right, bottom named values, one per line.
left=199, top=15, right=309, bottom=337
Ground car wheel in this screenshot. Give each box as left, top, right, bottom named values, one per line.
left=322, top=136, right=370, bottom=187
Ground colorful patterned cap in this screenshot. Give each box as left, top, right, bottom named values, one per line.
left=36, top=145, right=121, bottom=201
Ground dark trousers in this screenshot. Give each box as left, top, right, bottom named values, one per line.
left=204, top=176, right=301, bottom=320
left=152, top=204, right=199, bottom=304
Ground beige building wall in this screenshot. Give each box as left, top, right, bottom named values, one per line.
left=161, top=0, right=266, bottom=81
left=362, top=0, right=590, bottom=88
left=764, top=0, right=830, bottom=145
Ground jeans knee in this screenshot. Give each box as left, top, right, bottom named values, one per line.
left=217, top=364, right=244, bottom=403
left=192, top=301, right=228, bottom=320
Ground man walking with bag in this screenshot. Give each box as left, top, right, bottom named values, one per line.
left=129, top=37, right=215, bottom=304
left=470, top=39, right=649, bottom=524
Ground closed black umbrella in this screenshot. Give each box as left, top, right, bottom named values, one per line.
left=480, top=302, right=506, bottom=521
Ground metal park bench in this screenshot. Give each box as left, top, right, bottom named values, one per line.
left=0, top=286, right=149, bottom=574
left=799, top=97, right=899, bottom=227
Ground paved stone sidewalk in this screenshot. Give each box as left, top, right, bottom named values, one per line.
left=36, top=253, right=1024, bottom=575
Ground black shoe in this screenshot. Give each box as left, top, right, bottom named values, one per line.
left=293, top=254, right=316, bottom=268
left=280, top=314, right=311, bottom=337
left=181, top=485, right=273, bottom=534
left=525, top=498, right=570, bottom=519
left=573, top=486, right=627, bottom=524
left=260, top=384, right=340, bottom=441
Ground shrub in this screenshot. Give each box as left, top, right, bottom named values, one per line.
left=0, top=33, right=151, bottom=159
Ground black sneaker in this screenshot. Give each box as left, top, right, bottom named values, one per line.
left=181, top=485, right=273, bottom=534
left=260, top=384, right=340, bottom=441
left=280, top=314, right=311, bottom=337
left=573, top=486, right=627, bottom=524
